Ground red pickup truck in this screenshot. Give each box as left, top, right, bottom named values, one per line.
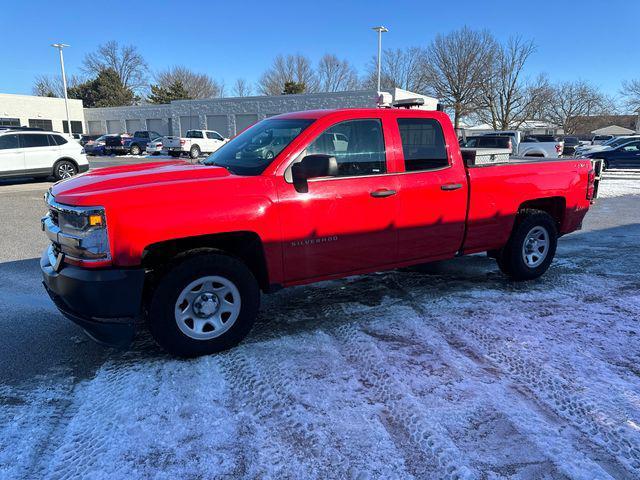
left=41, top=107, right=599, bottom=356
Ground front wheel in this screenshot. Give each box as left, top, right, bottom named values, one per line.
left=53, top=160, right=78, bottom=181
left=148, top=253, right=260, bottom=357
left=130, top=144, right=141, bottom=155
left=496, top=210, right=558, bottom=281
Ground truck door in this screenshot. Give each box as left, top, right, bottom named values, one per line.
left=277, top=118, right=399, bottom=282
left=393, top=117, right=467, bottom=261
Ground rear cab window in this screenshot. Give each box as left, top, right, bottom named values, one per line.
left=397, top=118, right=449, bottom=172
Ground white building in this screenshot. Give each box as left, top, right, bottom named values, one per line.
left=83, top=88, right=438, bottom=137
left=0, top=93, right=84, bottom=133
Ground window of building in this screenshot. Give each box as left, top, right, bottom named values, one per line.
left=306, top=119, right=386, bottom=177
left=62, top=121, right=83, bottom=134
left=0, top=134, right=19, bottom=150
left=19, top=134, right=50, bottom=148
left=397, top=118, right=448, bottom=172
left=28, top=119, right=53, bottom=130
left=0, top=118, right=20, bottom=127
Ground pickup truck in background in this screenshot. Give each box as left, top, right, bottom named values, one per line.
left=480, top=131, right=563, bottom=158
left=41, top=106, right=599, bottom=357
left=123, top=130, right=163, bottom=155
left=164, top=129, right=228, bottom=159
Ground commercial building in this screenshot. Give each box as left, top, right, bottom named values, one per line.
left=83, top=88, right=438, bottom=137
left=0, top=93, right=84, bottom=133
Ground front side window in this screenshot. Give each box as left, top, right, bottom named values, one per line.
left=19, top=134, right=49, bottom=148
left=622, top=141, right=640, bottom=152
left=206, top=131, right=223, bottom=140
left=305, top=119, right=386, bottom=176
left=203, top=118, right=314, bottom=175
left=0, top=134, right=19, bottom=150
left=397, top=118, right=448, bottom=172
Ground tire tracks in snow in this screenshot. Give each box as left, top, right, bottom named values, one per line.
left=328, top=319, right=476, bottom=480
left=393, top=278, right=640, bottom=478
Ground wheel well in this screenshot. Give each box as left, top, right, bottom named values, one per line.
left=53, top=157, right=79, bottom=173
left=142, top=231, right=270, bottom=291
left=517, top=197, right=566, bottom=228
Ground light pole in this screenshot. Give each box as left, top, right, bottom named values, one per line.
left=51, top=43, right=72, bottom=136
left=372, top=26, right=388, bottom=92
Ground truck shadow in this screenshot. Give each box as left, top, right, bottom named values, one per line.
left=1, top=221, right=639, bottom=386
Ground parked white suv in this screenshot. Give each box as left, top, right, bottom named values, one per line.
left=0, top=130, right=89, bottom=180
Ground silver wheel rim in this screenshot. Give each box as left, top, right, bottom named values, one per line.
left=522, top=226, right=549, bottom=268
left=174, top=275, right=241, bottom=340
left=58, top=163, right=75, bottom=178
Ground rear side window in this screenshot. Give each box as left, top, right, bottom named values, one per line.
left=49, top=134, right=68, bottom=146
left=0, top=134, right=19, bottom=150
left=19, top=134, right=50, bottom=148
left=397, top=118, right=448, bottom=171
left=306, top=119, right=386, bottom=176
left=187, top=130, right=203, bottom=138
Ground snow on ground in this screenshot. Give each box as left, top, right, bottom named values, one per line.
left=598, top=169, right=640, bottom=197
left=0, top=179, right=639, bottom=479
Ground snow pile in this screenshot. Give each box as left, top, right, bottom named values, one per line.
left=598, top=169, right=640, bottom=197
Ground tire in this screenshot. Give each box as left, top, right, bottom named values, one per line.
left=265, top=151, right=274, bottom=160
left=189, top=145, right=201, bottom=159
left=148, top=253, right=260, bottom=357
left=130, top=144, right=141, bottom=155
left=496, top=210, right=558, bottom=281
left=169, top=151, right=181, bottom=158
left=53, top=160, right=78, bottom=181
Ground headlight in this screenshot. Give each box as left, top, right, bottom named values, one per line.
left=44, top=192, right=111, bottom=262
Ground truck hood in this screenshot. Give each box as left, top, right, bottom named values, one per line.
left=51, top=160, right=231, bottom=205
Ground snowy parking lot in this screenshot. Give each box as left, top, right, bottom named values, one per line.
left=0, top=170, right=639, bottom=479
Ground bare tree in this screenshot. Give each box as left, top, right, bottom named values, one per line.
left=258, top=54, right=318, bottom=95
left=621, top=79, right=640, bottom=113
left=477, top=37, right=548, bottom=129
left=233, top=78, right=252, bottom=97
left=155, top=66, right=222, bottom=99
left=544, top=81, right=609, bottom=133
left=82, top=41, right=148, bottom=92
left=362, top=47, right=429, bottom=93
left=316, top=54, right=359, bottom=92
left=423, top=27, right=497, bottom=129
left=32, top=74, right=82, bottom=98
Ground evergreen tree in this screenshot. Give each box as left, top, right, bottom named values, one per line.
left=68, top=68, right=135, bottom=107
left=147, top=80, right=192, bottom=104
left=282, top=81, right=306, bottom=95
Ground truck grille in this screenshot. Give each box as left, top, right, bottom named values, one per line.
left=49, top=208, right=59, bottom=226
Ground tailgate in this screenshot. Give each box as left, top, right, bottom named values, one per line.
left=163, top=136, right=183, bottom=148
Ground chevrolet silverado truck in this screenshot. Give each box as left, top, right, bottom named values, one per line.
left=41, top=107, right=600, bottom=356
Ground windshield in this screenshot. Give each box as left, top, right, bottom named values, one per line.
left=202, top=118, right=314, bottom=175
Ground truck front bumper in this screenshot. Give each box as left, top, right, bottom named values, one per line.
left=40, top=248, right=145, bottom=346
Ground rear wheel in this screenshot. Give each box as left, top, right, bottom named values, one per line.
left=148, top=253, right=260, bottom=357
left=53, top=160, right=77, bottom=181
left=496, top=210, right=557, bottom=281
left=189, top=145, right=201, bottom=159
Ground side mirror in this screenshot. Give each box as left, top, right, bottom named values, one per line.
left=291, top=154, right=338, bottom=193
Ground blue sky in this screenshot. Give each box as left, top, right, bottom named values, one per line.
left=1, top=0, right=638, bottom=97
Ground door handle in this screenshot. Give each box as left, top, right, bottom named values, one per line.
left=441, top=183, right=463, bottom=191
left=370, top=189, right=397, bottom=198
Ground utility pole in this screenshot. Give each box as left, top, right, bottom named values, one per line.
left=51, top=43, right=72, bottom=135
left=372, top=26, right=389, bottom=92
